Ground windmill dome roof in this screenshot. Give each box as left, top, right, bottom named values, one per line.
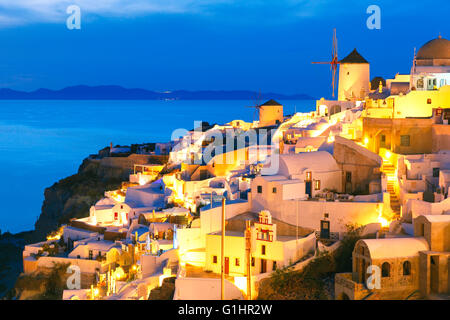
left=261, top=99, right=282, bottom=106
left=339, top=48, right=369, bottom=64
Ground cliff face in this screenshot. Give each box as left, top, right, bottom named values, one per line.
left=33, top=153, right=168, bottom=241
left=33, top=158, right=124, bottom=240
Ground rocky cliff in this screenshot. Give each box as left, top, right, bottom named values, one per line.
left=33, top=158, right=124, bottom=240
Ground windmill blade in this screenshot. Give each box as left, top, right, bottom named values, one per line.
left=335, top=29, right=338, bottom=60
left=256, top=90, right=262, bottom=107
left=332, top=28, right=337, bottom=58
left=311, top=28, right=340, bottom=98
left=332, top=64, right=337, bottom=97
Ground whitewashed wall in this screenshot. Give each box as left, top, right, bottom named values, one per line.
left=174, top=277, right=244, bottom=300
left=200, top=200, right=250, bottom=235
left=273, top=200, right=382, bottom=238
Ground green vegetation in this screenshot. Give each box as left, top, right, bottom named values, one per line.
left=258, top=224, right=363, bottom=300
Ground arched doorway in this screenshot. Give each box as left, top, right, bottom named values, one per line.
left=338, top=293, right=350, bottom=300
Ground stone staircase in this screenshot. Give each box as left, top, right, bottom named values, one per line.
left=382, top=163, right=401, bottom=217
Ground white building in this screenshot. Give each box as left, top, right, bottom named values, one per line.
left=204, top=211, right=316, bottom=276
left=411, top=36, right=450, bottom=91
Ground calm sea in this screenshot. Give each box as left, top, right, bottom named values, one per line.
left=0, top=99, right=314, bottom=233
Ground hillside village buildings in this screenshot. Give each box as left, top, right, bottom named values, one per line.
left=20, top=35, right=450, bottom=300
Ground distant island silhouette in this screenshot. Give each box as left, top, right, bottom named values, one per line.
left=0, top=85, right=314, bottom=100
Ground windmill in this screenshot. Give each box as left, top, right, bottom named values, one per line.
left=246, top=90, right=263, bottom=122
left=312, top=28, right=339, bottom=98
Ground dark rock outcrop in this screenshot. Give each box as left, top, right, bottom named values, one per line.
left=33, top=159, right=123, bottom=240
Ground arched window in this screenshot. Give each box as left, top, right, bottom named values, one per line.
left=381, top=262, right=390, bottom=277
left=403, top=261, right=411, bottom=276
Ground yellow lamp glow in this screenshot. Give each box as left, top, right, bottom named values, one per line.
left=385, top=150, right=391, bottom=159
left=115, top=267, right=125, bottom=280
left=327, top=134, right=335, bottom=143
left=363, top=137, right=369, bottom=145
left=377, top=207, right=391, bottom=228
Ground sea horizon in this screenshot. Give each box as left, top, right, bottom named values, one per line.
left=0, top=99, right=315, bottom=234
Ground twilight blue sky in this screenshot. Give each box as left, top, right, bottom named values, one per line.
left=0, top=0, right=448, bottom=98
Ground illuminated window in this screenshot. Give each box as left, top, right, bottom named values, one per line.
left=314, top=180, right=321, bottom=190
left=400, top=135, right=410, bottom=147
left=261, top=245, right=266, bottom=255
left=213, top=255, right=218, bottom=264
left=235, top=258, right=240, bottom=266
left=257, top=186, right=262, bottom=193
left=427, top=98, right=432, bottom=104
left=306, top=172, right=312, bottom=181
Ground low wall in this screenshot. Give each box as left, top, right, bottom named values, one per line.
left=37, top=256, right=102, bottom=274
left=273, top=200, right=382, bottom=238
left=282, top=232, right=316, bottom=265
left=63, top=226, right=98, bottom=243
left=353, top=193, right=382, bottom=202
left=23, top=240, right=54, bottom=258
left=69, top=220, right=106, bottom=234
left=407, top=197, right=450, bottom=219
left=173, top=277, right=244, bottom=300
left=23, top=256, right=39, bottom=274
left=141, top=249, right=179, bottom=278
left=401, top=192, right=423, bottom=211
left=177, top=227, right=204, bottom=253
